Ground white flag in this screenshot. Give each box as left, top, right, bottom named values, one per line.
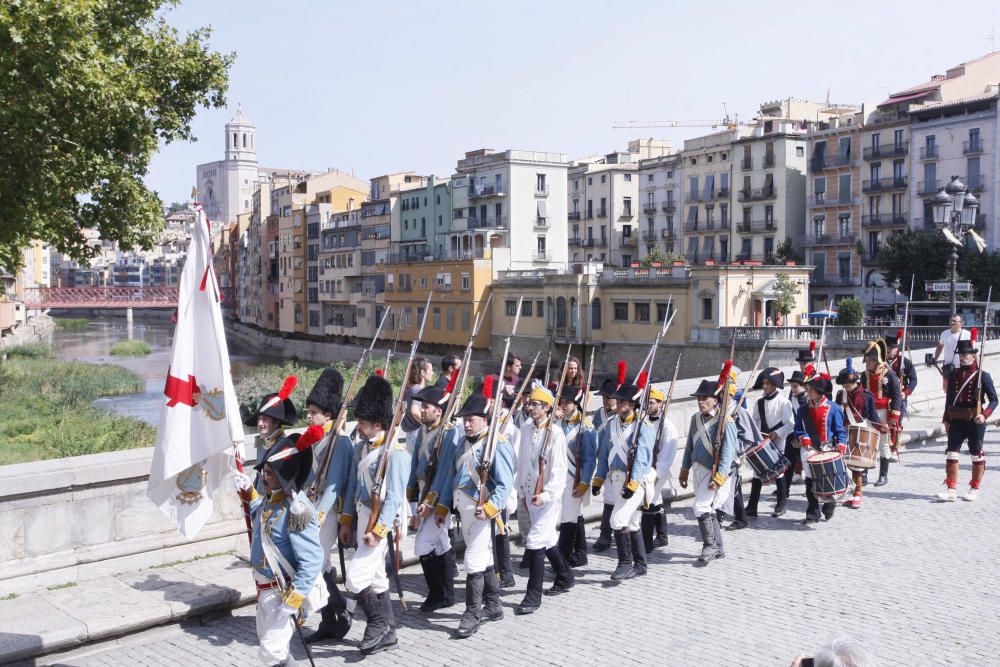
left=146, top=203, right=245, bottom=538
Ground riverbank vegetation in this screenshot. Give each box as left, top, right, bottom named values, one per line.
left=110, top=339, right=152, bottom=356
left=0, top=346, right=155, bottom=465
left=53, top=318, right=90, bottom=331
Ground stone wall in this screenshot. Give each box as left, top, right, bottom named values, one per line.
left=0, top=314, right=53, bottom=355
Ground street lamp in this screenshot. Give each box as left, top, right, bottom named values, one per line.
left=932, top=176, right=981, bottom=317
left=891, top=278, right=900, bottom=322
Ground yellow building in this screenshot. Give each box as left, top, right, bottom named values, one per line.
left=383, top=258, right=493, bottom=350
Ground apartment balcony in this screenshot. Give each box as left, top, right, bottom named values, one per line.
left=917, top=180, right=939, bottom=196
left=620, top=234, right=637, bottom=247
left=534, top=217, right=549, bottom=229
left=861, top=250, right=882, bottom=266
left=862, top=177, right=907, bottom=193
left=741, top=157, right=753, bottom=171
left=916, top=213, right=986, bottom=232
left=661, top=228, right=676, bottom=240
left=919, top=145, right=938, bottom=160
left=568, top=237, right=583, bottom=246
left=534, top=251, right=551, bottom=261
left=581, top=237, right=608, bottom=248
left=568, top=211, right=582, bottom=221
left=967, top=174, right=987, bottom=192
left=811, top=154, right=853, bottom=171
left=534, top=185, right=550, bottom=197
left=468, top=184, right=506, bottom=199
left=642, top=203, right=658, bottom=215
left=862, top=212, right=908, bottom=228
left=469, top=215, right=508, bottom=230
left=662, top=201, right=677, bottom=213
left=737, top=219, right=779, bottom=234
left=963, top=140, right=984, bottom=155
left=596, top=209, right=608, bottom=218
left=684, top=220, right=716, bottom=233
left=763, top=154, right=775, bottom=168
left=812, top=275, right=857, bottom=287
left=619, top=208, right=634, bottom=220
left=732, top=253, right=778, bottom=264
left=804, top=233, right=858, bottom=247
left=737, top=187, right=777, bottom=202
left=641, top=231, right=657, bottom=241
left=863, top=144, right=908, bottom=160
left=714, top=187, right=731, bottom=200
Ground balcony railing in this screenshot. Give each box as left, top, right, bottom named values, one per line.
left=620, top=208, right=634, bottom=219
left=534, top=251, right=550, bottom=261
left=569, top=237, right=582, bottom=246
left=468, top=184, right=506, bottom=198
left=568, top=211, right=581, bottom=221
left=535, top=185, right=550, bottom=197
left=620, top=235, right=637, bottom=247
left=861, top=250, right=881, bottom=266
left=738, top=187, right=777, bottom=202
left=918, top=180, right=939, bottom=196
left=862, top=213, right=908, bottom=228
left=684, top=220, right=716, bottom=232
left=862, top=177, right=907, bottom=193
left=967, top=174, right=986, bottom=192
left=535, top=217, right=549, bottom=228
left=715, top=187, right=730, bottom=200
left=737, top=219, right=779, bottom=233
left=804, top=233, right=858, bottom=247
left=919, top=145, right=938, bottom=160
left=732, top=253, right=778, bottom=264
left=642, top=203, right=657, bottom=214
left=641, top=231, right=657, bottom=241
left=763, top=154, right=775, bottom=168
left=963, top=140, right=983, bottom=155
left=596, top=209, right=608, bottom=218
left=469, top=215, right=508, bottom=229
left=662, top=201, right=676, bottom=212
left=661, top=228, right=676, bottom=239
left=812, top=275, right=857, bottom=286
left=811, top=154, right=853, bottom=171
left=741, top=157, right=753, bottom=171
left=581, top=238, right=608, bottom=248
left=863, top=144, right=908, bottom=160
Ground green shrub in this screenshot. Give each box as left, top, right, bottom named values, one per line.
left=837, top=297, right=865, bottom=326
left=53, top=318, right=90, bottom=330
left=6, top=343, right=52, bottom=359
left=109, top=339, right=151, bottom=356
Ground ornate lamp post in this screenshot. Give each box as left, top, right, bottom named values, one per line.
left=932, top=176, right=980, bottom=318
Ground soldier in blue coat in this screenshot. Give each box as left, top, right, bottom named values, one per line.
left=236, top=431, right=324, bottom=667
left=555, top=384, right=598, bottom=567
left=445, top=377, right=516, bottom=639
left=591, top=375, right=621, bottom=553
left=592, top=368, right=655, bottom=582
left=300, top=369, right=356, bottom=645
left=793, top=374, right=848, bottom=524
left=406, top=383, right=462, bottom=613
left=337, top=375, right=410, bottom=656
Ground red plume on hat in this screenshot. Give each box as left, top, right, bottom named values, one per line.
left=637, top=370, right=649, bottom=389
left=809, top=340, right=816, bottom=354
left=971, top=327, right=979, bottom=342
left=820, top=372, right=831, bottom=381
left=896, top=328, right=904, bottom=342
left=716, top=359, right=733, bottom=389
left=443, top=370, right=458, bottom=396
left=278, top=376, right=298, bottom=401
left=617, top=360, right=626, bottom=386
left=375, top=368, right=385, bottom=377
left=296, top=424, right=325, bottom=451
left=482, top=375, right=494, bottom=399
left=804, top=363, right=816, bottom=379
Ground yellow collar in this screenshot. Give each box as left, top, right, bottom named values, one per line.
left=367, top=433, right=387, bottom=448
left=566, top=412, right=581, bottom=425
left=322, top=421, right=333, bottom=434
left=621, top=412, right=636, bottom=425
left=267, top=490, right=287, bottom=504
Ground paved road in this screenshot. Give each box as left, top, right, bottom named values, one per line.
left=43, top=432, right=998, bottom=666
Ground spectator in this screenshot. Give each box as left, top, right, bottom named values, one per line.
left=500, top=354, right=521, bottom=398
left=790, top=635, right=877, bottom=667
left=932, top=315, right=970, bottom=391
left=560, top=355, right=584, bottom=389
left=434, top=353, right=462, bottom=389
left=401, top=357, right=433, bottom=448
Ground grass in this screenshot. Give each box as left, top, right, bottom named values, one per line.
left=6, top=343, right=51, bottom=359
left=46, top=582, right=77, bottom=591
left=0, top=593, right=16, bottom=601
left=53, top=318, right=90, bottom=331
left=150, top=550, right=235, bottom=569
left=109, top=339, right=152, bottom=356
left=0, top=346, right=155, bottom=465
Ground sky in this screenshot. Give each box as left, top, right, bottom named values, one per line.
left=147, top=0, right=1000, bottom=204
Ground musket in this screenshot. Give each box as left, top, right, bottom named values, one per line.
left=976, top=286, right=992, bottom=417
left=625, top=308, right=676, bottom=489
left=385, top=528, right=406, bottom=610
left=532, top=345, right=573, bottom=499
left=898, top=276, right=915, bottom=409
left=499, top=351, right=542, bottom=431
left=384, top=309, right=403, bottom=370
left=651, top=354, right=682, bottom=473
left=542, top=336, right=555, bottom=387
left=631, top=296, right=673, bottom=383
left=308, top=306, right=392, bottom=502
left=710, top=359, right=735, bottom=479
left=572, top=346, right=597, bottom=490
left=738, top=340, right=770, bottom=399
left=816, top=298, right=834, bottom=377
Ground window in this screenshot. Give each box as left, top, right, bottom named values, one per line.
left=838, top=253, right=851, bottom=280
left=634, top=302, right=650, bottom=322
left=600, top=197, right=607, bottom=215
left=537, top=235, right=546, bottom=257
left=701, top=297, right=713, bottom=321
left=461, top=272, right=470, bottom=290
left=432, top=306, right=441, bottom=329
left=546, top=298, right=554, bottom=328
left=462, top=306, right=471, bottom=331
left=838, top=174, right=851, bottom=203
left=838, top=215, right=850, bottom=238
left=446, top=306, right=455, bottom=331
left=613, top=302, right=629, bottom=321
left=536, top=173, right=547, bottom=193
left=622, top=254, right=632, bottom=266
left=574, top=179, right=579, bottom=191
left=588, top=177, right=593, bottom=185
left=505, top=300, right=517, bottom=316
left=556, top=297, right=567, bottom=327
left=592, top=298, right=602, bottom=329
left=623, top=196, right=632, bottom=216
left=813, top=215, right=825, bottom=239
left=812, top=252, right=826, bottom=281
left=969, top=128, right=981, bottom=152
left=601, top=174, right=607, bottom=184
left=968, top=156, right=981, bottom=189
left=796, top=146, right=804, bottom=157
left=570, top=297, right=578, bottom=330
left=655, top=301, right=673, bottom=324
left=923, top=162, right=937, bottom=192
left=647, top=174, right=653, bottom=182
left=893, top=129, right=904, bottom=148
left=521, top=300, right=533, bottom=316
left=536, top=300, right=544, bottom=317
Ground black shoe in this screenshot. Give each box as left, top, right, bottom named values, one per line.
left=745, top=507, right=758, bottom=518
left=629, top=531, right=647, bottom=576
left=593, top=504, right=613, bottom=551
left=545, top=582, right=571, bottom=596
left=652, top=510, right=669, bottom=548
left=802, top=515, right=820, bottom=524
left=455, top=573, right=484, bottom=639
left=515, top=551, right=544, bottom=614
left=640, top=511, right=656, bottom=553
left=592, top=538, right=611, bottom=553
left=610, top=532, right=635, bottom=581
left=771, top=498, right=787, bottom=518
left=725, top=520, right=748, bottom=531
left=822, top=501, right=836, bottom=521
left=874, top=476, right=888, bottom=487
left=356, top=587, right=391, bottom=655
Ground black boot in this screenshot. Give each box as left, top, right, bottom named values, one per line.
left=711, top=512, right=725, bottom=558
left=494, top=531, right=515, bottom=588
left=440, top=548, right=456, bottom=607
left=874, top=457, right=889, bottom=486
left=377, top=592, right=398, bottom=651
left=305, top=569, right=352, bottom=642
left=356, top=586, right=391, bottom=655
left=545, top=545, right=575, bottom=595
left=447, top=526, right=460, bottom=577
left=804, top=479, right=821, bottom=523
left=822, top=500, right=836, bottom=521
left=515, top=549, right=545, bottom=614
left=556, top=522, right=576, bottom=564
left=746, top=478, right=762, bottom=518
left=455, top=572, right=484, bottom=638
left=482, top=566, right=503, bottom=622
left=772, top=477, right=788, bottom=518
left=572, top=516, right=589, bottom=566
left=695, top=513, right=720, bottom=565
left=629, top=531, right=647, bottom=576
left=653, top=507, right=669, bottom=548
left=593, top=503, right=613, bottom=551
left=640, top=510, right=656, bottom=552
left=611, top=531, right=636, bottom=581
left=419, top=554, right=444, bottom=612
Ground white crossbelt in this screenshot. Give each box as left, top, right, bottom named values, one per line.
left=358, top=444, right=387, bottom=501
left=609, top=419, right=633, bottom=466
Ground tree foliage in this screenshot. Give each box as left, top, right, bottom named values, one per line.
left=775, top=237, right=803, bottom=264
left=837, top=297, right=864, bottom=326
left=772, top=272, right=800, bottom=320
left=0, top=0, right=233, bottom=271
left=877, top=229, right=962, bottom=301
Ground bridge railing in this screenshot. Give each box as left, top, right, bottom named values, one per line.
left=23, top=287, right=179, bottom=308
left=692, top=325, right=943, bottom=346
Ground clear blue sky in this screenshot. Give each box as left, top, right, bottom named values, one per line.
left=148, top=0, right=1000, bottom=204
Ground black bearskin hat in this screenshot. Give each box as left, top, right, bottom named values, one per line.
left=306, top=368, right=344, bottom=416
left=353, top=374, right=394, bottom=427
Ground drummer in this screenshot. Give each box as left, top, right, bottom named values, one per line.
left=793, top=373, right=848, bottom=524
left=783, top=370, right=809, bottom=488
left=834, top=358, right=883, bottom=509
left=749, top=368, right=795, bottom=518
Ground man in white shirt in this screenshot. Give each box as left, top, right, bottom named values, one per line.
left=932, top=316, right=970, bottom=391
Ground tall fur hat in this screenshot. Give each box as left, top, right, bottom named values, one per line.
left=353, top=374, right=394, bottom=427
left=306, top=368, right=344, bottom=416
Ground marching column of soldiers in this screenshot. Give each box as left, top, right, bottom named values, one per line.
left=238, top=322, right=996, bottom=666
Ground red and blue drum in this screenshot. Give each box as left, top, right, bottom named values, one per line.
left=745, top=439, right=790, bottom=483
left=807, top=451, right=849, bottom=499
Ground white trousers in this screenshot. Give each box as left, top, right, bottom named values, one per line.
left=523, top=492, right=561, bottom=550
left=345, top=505, right=389, bottom=595
left=608, top=470, right=644, bottom=532
left=318, top=514, right=340, bottom=573
left=413, top=513, right=452, bottom=557
left=691, top=463, right=732, bottom=517
left=876, top=408, right=891, bottom=457
left=560, top=475, right=586, bottom=523
left=256, top=588, right=294, bottom=665
left=457, top=492, right=493, bottom=574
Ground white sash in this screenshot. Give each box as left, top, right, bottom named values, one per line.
left=609, top=418, right=633, bottom=466
left=358, top=443, right=387, bottom=501
left=260, top=502, right=329, bottom=614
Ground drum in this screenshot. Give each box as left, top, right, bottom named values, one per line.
left=745, top=439, right=790, bottom=483
left=845, top=424, right=879, bottom=470
left=807, top=451, right=849, bottom=499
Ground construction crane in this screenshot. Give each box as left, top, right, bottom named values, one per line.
left=611, top=116, right=744, bottom=131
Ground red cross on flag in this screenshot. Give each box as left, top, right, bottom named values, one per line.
left=146, top=203, right=244, bottom=538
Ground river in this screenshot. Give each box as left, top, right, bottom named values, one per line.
left=46, top=315, right=284, bottom=427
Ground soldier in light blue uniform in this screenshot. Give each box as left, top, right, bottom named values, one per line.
left=406, top=382, right=462, bottom=613
left=443, top=377, right=516, bottom=639
left=679, top=378, right=739, bottom=566
left=300, top=369, right=356, bottom=645
left=556, top=384, right=598, bottom=567
left=592, top=370, right=655, bottom=582
left=337, top=374, right=410, bottom=656
left=236, top=431, right=325, bottom=667
left=246, top=375, right=299, bottom=495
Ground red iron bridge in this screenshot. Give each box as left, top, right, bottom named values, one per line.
left=24, top=287, right=180, bottom=309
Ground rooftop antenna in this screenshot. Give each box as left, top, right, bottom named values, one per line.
left=988, top=26, right=997, bottom=52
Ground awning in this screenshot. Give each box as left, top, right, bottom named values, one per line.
left=878, top=90, right=933, bottom=107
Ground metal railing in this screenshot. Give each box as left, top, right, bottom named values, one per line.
left=596, top=209, right=608, bottom=218
left=620, top=208, right=634, bottom=219
left=763, top=154, right=775, bottom=168
left=863, top=144, right=907, bottom=160
left=737, top=219, right=778, bottom=233
left=963, top=140, right=983, bottom=155
left=568, top=211, right=581, bottom=221
left=919, top=146, right=938, bottom=160
left=862, top=213, right=908, bottom=227
left=804, top=234, right=858, bottom=246
left=642, top=203, right=657, bottom=214
left=737, top=187, right=777, bottom=202
left=662, top=201, right=676, bottom=212
left=468, top=184, right=506, bottom=198
left=918, top=180, right=939, bottom=196
left=620, top=235, right=637, bottom=247
left=535, top=185, right=550, bottom=197
left=862, top=177, right=907, bottom=193
left=711, top=325, right=945, bottom=346
left=569, top=237, right=583, bottom=246
left=741, top=157, right=753, bottom=170
left=811, top=275, right=857, bottom=286
left=661, top=228, right=676, bottom=239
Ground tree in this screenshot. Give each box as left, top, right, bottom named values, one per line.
left=772, top=272, right=800, bottom=323
left=837, top=297, right=864, bottom=326
left=640, top=246, right=680, bottom=267
left=774, top=237, right=803, bottom=264
left=877, top=229, right=953, bottom=300
left=0, top=1, right=233, bottom=272
left=166, top=201, right=190, bottom=214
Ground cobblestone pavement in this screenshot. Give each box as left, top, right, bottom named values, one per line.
left=44, top=432, right=999, bottom=667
